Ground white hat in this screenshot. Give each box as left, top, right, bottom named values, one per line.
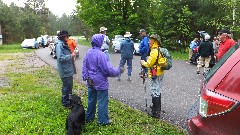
left=124, top=32, right=132, bottom=38
left=99, top=26, right=107, bottom=32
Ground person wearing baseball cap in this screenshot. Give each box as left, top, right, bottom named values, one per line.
left=217, top=29, right=236, bottom=60
left=55, top=30, right=76, bottom=108
left=139, top=29, right=149, bottom=77
left=99, top=26, right=110, bottom=61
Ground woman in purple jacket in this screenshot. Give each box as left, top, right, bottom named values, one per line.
left=82, top=34, right=124, bottom=125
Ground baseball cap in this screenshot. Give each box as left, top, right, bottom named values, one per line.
left=218, top=29, right=231, bottom=35
left=99, top=26, right=107, bottom=32
left=139, top=29, right=146, bottom=33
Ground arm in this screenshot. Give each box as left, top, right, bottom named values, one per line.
left=55, top=42, right=72, bottom=62
left=98, top=53, right=120, bottom=77
left=141, top=49, right=158, bottom=68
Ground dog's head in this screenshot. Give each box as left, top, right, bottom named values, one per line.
left=69, top=94, right=82, bottom=107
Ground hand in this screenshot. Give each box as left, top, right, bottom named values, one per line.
left=120, top=67, right=125, bottom=74
left=140, top=60, right=145, bottom=65
left=71, top=52, right=76, bottom=57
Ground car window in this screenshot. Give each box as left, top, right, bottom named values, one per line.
left=204, top=43, right=240, bottom=83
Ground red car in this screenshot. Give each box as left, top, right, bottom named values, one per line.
left=187, top=44, right=240, bottom=135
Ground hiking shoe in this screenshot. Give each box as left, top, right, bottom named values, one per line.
left=127, top=76, right=131, bottom=81
left=197, top=71, right=200, bottom=75
left=99, top=119, right=112, bottom=126
left=117, top=75, right=121, bottom=81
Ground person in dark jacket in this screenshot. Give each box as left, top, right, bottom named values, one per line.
left=118, top=32, right=134, bottom=81
left=82, top=34, right=124, bottom=125
left=197, top=34, right=214, bottom=75
left=55, top=30, right=76, bottom=108
left=139, top=29, right=149, bottom=77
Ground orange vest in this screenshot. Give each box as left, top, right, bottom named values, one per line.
left=67, top=39, right=77, bottom=53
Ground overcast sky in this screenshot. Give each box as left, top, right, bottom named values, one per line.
left=1, top=0, right=77, bottom=17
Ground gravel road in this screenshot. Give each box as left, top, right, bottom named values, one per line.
left=36, top=44, right=204, bottom=129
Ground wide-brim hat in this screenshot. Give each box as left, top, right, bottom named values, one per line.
left=124, top=32, right=132, bottom=38
left=99, top=26, right=107, bottom=32
left=149, top=34, right=161, bottom=44
left=58, top=30, right=71, bottom=38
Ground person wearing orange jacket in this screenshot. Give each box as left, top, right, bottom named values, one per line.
left=67, top=37, right=77, bottom=53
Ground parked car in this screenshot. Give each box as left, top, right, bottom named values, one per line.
left=112, top=35, right=124, bottom=53
left=21, top=38, right=39, bottom=49
left=187, top=43, right=240, bottom=135
left=133, top=39, right=140, bottom=55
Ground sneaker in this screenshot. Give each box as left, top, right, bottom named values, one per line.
left=99, top=119, right=112, bottom=126
left=127, top=76, right=131, bottom=81
left=117, top=75, right=121, bottom=81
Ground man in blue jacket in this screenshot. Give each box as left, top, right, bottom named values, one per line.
left=139, top=29, right=149, bottom=77
left=118, top=32, right=134, bottom=81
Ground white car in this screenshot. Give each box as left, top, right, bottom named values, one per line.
left=112, top=37, right=125, bottom=53
left=21, top=38, right=39, bottom=49
left=133, top=39, right=140, bottom=55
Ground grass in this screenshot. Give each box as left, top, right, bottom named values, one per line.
left=78, top=38, right=91, bottom=46
left=0, top=44, right=34, bottom=53
left=0, top=47, right=187, bottom=134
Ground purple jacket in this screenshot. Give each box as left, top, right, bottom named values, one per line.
left=82, top=34, right=120, bottom=90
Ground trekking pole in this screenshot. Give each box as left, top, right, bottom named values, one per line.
left=142, top=69, right=148, bottom=112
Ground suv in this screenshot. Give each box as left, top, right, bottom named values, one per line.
left=187, top=43, right=240, bottom=135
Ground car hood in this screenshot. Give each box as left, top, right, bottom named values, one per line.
left=206, top=48, right=240, bottom=101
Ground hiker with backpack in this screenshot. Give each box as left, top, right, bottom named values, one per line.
left=140, top=34, right=172, bottom=118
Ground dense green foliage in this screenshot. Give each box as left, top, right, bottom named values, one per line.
left=0, top=51, right=187, bottom=134
left=77, top=0, right=240, bottom=51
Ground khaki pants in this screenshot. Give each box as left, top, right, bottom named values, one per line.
left=189, top=49, right=193, bottom=60
left=197, top=56, right=211, bottom=72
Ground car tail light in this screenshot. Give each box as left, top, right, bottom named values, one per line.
left=199, top=89, right=239, bottom=117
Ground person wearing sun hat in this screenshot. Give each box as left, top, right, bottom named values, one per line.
left=141, top=34, right=171, bottom=118
left=118, top=32, right=134, bottom=81
left=217, top=29, right=236, bottom=61
left=55, top=30, right=76, bottom=108
left=99, top=26, right=110, bottom=61
left=139, top=29, right=149, bottom=77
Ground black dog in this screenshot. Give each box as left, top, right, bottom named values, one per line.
left=66, top=94, right=85, bottom=135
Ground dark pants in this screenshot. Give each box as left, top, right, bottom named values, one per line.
left=61, top=76, right=73, bottom=106
left=119, top=57, right=133, bottom=76
left=141, top=53, right=148, bottom=73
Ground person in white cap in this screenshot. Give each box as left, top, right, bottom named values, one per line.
left=118, top=32, right=134, bottom=81
left=100, top=26, right=110, bottom=61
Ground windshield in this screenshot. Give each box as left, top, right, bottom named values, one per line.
left=204, top=43, right=240, bottom=83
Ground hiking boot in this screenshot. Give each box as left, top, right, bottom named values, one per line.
left=99, top=119, right=112, bottom=126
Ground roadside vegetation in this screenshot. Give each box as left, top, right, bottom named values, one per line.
left=0, top=44, right=187, bottom=134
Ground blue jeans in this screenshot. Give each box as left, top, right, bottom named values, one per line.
left=119, top=57, right=133, bottom=76
left=141, top=53, right=148, bottom=73
left=61, top=76, right=73, bottom=106
left=86, top=87, right=109, bottom=124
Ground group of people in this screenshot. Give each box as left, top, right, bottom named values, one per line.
left=55, top=27, right=172, bottom=126
left=188, top=29, right=236, bottom=75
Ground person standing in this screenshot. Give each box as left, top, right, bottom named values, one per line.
left=139, top=29, right=149, bottom=77
left=188, top=37, right=199, bottom=63
left=141, top=34, right=170, bottom=118
left=217, top=29, right=236, bottom=61
left=82, top=34, right=124, bottom=125
left=197, top=35, right=214, bottom=75
left=100, top=26, right=110, bottom=61
left=55, top=30, right=76, bottom=108
left=118, top=32, right=134, bottom=81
